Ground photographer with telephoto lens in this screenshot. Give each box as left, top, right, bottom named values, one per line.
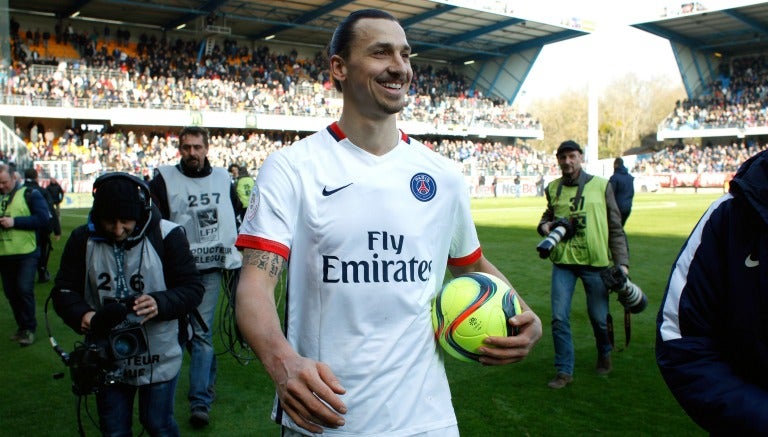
left=50, top=172, right=203, bottom=436
left=537, top=140, right=629, bottom=389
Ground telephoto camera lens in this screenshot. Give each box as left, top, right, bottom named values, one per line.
left=536, top=225, right=567, bottom=258
left=617, top=279, right=648, bottom=314
left=601, top=266, right=648, bottom=314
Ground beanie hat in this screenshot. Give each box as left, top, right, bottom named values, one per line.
left=92, top=177, right=146, bottom=222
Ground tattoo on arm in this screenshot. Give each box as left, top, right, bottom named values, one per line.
left=244, top=249, right=284, bottom=278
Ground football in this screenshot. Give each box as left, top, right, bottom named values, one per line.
left=432, top=272, right=522, bottom=362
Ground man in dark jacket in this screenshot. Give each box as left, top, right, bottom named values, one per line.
left=23, top=168, right=61, bottom=283
left=51, top=172, right=204, bottom=436
left=656, top=149, right=768, bottom=435
left=608, top=158, right=634, bottom=226
left=46, top=176, right=64, bottom=218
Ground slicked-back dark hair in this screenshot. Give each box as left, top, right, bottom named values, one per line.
left=327, top=9, right=400, bottom=92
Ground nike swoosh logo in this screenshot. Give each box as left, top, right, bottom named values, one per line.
left=745, top=254, right=759, bottom=268
left=322, top=183, right=353, bottom=196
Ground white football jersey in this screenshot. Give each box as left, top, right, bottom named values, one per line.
left=237, top=122, right=482, bottom=436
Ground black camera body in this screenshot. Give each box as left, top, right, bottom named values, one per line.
left=601, top=266, right=648, bottom=314
left=536, top=217, right=576, bottom=259
left=68, top=342, right=120, bottom=395
left=68, top=297, right=148, bottom=394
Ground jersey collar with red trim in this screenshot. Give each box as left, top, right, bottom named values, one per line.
left=326, top=122, right=410, bottom=144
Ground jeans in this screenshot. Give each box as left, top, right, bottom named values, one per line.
left=188, top=269, right=221, bottom=411
left=0, top=254, right=38, bottom=332
left=96, top=373, right=180, bottom=437
left=550, top=264, right=612, bottom=376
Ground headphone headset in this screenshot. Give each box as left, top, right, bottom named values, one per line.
left=92, top=172, right=152, bottom=213
left=90, top=172, right=153, bottom=241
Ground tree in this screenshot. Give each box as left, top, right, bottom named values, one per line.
left=527, top=73, right=684, bottom=158
left=599, top=72, right=684, bottom=157
left=529, top=87, right=589, bottom=153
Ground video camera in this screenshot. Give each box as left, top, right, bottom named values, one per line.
left=600, top=266, right=648, bottom=314
left=536, top=217, right=576, bottom=259
left=67, top=297, right=148, bottom=395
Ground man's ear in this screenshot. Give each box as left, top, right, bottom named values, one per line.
left=330, top=55, right=346, bottom=83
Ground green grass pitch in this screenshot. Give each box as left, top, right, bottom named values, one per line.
left=0, top=192, right=717, bottom=436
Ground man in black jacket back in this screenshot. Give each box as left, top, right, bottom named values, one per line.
left=46, top=177, right=64, bottom=218
left=608, top=158, right=634, bottom=226
left=23, top=168, right=61, bottom=283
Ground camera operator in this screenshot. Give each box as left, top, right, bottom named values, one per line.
left=537, top=140, right=629, bottom=389
left=50, top=173, right=203, bottom=436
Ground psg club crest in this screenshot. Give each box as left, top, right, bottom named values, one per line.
left=410, top=173, right=436, bottom=202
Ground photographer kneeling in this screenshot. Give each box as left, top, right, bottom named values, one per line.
left=537, top=141, right=629, bottom=389
left=50, top=173, right=203, bottom=436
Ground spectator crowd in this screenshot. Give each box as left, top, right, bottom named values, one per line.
left=635, top=140, right=768, bottom=174
left=4, top=18, right=541, bottom=132
left=663, top=55, right=768, bottom=131
left=1, top=18, right=766, bottom=185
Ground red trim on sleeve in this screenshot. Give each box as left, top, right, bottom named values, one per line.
left=235, top=235, right=290, bottom=260
left=447, top=247, right=482, bottom=267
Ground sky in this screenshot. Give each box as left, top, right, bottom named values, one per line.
left=506, top=0, right=768, bottom=106
left=514, top=0, right=685, bottom=105
left=518, top=26, right=681, bottom=103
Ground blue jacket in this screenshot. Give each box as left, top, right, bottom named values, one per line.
left=656, top=149, right=768, bottom=435
left=608, top=165, right=634, bottom=216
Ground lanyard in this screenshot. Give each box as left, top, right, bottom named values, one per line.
left=113, top=245, right=131, bottom=299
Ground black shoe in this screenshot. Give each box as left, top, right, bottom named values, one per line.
left=38, top=269, right=50, bottom=283
left=190, top=407, right=210, bottom=428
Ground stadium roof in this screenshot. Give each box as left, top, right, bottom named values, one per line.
left=632, top=2, right=768, bottom=98
left=9, top=0, right=590, bottom=102
left=633, top=1, right=768, bottom=57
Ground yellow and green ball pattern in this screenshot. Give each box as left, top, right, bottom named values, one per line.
left=432, top=272, right=522, bottom=362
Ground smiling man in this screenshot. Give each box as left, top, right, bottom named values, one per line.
left=234, top=9, right=542, bottom=437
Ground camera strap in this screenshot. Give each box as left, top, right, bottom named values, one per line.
left=624, top=309, right=632, bottom=347
left=607, top=307, right=633, bottom=349
left=554, top=171, right=592, bottom=211
left=1, top=186, right=20, bottom=216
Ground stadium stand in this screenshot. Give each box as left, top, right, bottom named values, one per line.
left=4, top=2, right=768, bottom=197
